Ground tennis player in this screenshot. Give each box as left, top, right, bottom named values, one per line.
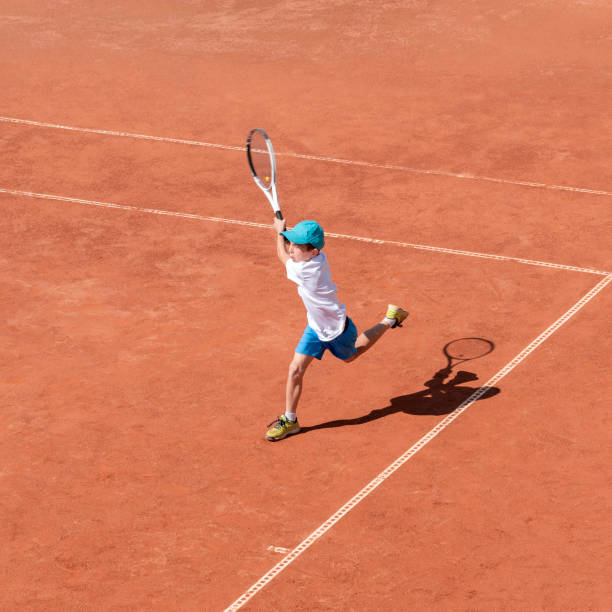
left=266, top=218, right=409, bottom=441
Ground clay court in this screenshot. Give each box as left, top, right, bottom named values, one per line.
left=2, top=1, right=611, bottom=610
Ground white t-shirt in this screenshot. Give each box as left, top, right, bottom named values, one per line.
left=286, top=252, right=347, bottom=341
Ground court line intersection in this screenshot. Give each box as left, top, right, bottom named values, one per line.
left=224, top=273, right=612, bottom=611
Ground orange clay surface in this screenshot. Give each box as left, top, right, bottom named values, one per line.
left=1, top=1, right=611, bottom=610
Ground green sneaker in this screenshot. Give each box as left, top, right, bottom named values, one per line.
left=385, top=304, right=409, bottom=328
left=266, top=415, right=301, bottom=441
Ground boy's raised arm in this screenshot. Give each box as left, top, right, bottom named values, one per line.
left=274, top=217, right=290, bottom=265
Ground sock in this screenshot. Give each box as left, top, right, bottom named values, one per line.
left=382, top=317, right=396, bottom=327
left=285, top=411, right=297, bottom=422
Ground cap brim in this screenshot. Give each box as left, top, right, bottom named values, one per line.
left=280, top=229, right=308, bottom=244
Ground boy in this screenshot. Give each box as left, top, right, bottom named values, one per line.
left=266, top=217, right=409, bottom=441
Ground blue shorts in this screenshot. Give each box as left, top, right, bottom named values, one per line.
left=295, top=317, right=358, bottom=361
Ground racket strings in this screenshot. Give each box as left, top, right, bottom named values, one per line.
left=248, top=132, right=273, bottom=188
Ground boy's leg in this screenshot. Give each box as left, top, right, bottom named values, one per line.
left=286, top=352, right=315, bottom=415
left=344, top=323, right=389, bottom=363
left=266, top=352, right=313, bottom=442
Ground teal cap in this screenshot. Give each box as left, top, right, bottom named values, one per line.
left=281, top=220, right=325, bottom=250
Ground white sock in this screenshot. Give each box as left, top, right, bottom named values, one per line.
left=285, top=412, right=297, bottom=422
left=382, top=317, right=395, bottom=327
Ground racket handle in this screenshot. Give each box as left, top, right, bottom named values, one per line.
left=275, top=210, right=284, bottom=220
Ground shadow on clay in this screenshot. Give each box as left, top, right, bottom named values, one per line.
left=300, top=338, right=501, bottom=434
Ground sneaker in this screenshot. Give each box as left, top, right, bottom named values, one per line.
left=266, top=415, right=301, bottom=441
left=385, top=304, right=409, bottom=328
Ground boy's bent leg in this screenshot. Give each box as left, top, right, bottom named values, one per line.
left=344, top=323, right=389, bottom=363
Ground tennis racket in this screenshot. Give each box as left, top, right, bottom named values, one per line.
left=246, top=128, right=283, bottom=220
left=442, top=338, right=494, bottom=372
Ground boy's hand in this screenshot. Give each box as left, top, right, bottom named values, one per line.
left=274, top=217, right=287, bottom=233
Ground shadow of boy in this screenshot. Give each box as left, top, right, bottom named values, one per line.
left=301, top=367, right=500, bottom=433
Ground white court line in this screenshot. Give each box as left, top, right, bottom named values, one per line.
left=224, top=272, right=612, bottom=611
left=0, top=115, right=245, bottom=153
left=1, top=188, right=609, bottom=277
left=1, top=115, right=612, bottom=198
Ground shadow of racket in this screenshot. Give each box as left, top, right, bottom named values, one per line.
left=429, top=337, right=495, bottom=380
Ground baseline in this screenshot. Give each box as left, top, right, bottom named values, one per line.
left=1, top=116, right=611, bottom=199
left=223, top=272, right=612, bottom=610
left=1, top=187, right=608, bottom=277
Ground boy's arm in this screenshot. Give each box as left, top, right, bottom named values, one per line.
left=274, top=217, right=290, bottom=265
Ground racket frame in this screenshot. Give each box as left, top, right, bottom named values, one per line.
left=246, top=128, right=283, bottom=219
